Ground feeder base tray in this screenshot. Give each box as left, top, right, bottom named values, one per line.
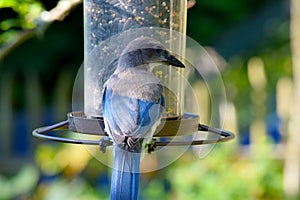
left=32, top=111, right=235, bottom=150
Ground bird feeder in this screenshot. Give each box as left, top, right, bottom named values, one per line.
left=33, top=0, right=234, bottom=171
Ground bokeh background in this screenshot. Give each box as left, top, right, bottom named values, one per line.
left=0, top=0, right=298, bottom=199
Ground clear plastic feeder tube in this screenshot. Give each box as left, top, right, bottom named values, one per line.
left=84, top=0, right=187, bottom=118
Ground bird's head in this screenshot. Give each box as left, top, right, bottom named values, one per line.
left=117, top=37, right=185, bottom=70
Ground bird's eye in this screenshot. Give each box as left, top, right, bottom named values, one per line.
left=154, top=48, right=163, bottom=54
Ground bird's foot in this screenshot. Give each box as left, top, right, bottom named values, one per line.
left=125, top=137, right=142, bottom=152
left=127, top=137, right=137, bottom=149
left=99, top=136, right=113, bottom=153
left=146, top=138, right=157, bottom=153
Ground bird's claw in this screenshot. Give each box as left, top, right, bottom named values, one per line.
left=127, top=137, right=137, bottom=149
left=146, top=138, right=157, bottom=154
left=99, top=137, right=113, bottom=153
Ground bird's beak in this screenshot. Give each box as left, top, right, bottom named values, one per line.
left=164, top=51, right=185, bottom=68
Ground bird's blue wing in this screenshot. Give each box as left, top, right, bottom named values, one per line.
left=102, top=87, right=126, bottom=144
left=102, top=86, right=165, bottom=144
left=134, top=96, right=165, bottom=136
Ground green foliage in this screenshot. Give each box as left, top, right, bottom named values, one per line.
left=0, top=0, right=43, bottom=27
left=0, top=165, right=40, bottom=199
left=167, top=143, right=283, bottom=200
left=141, top=179, right=169, bottom=200
left=0, top=0, right=44, bottom=44
left=33, top=178, right=102, bottom=200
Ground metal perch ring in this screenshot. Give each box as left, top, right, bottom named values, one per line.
left=32, top=111, right=235, bottom=151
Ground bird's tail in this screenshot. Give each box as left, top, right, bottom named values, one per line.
left=110, top=143, right=141, bottom=200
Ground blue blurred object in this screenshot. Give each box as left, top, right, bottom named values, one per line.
left=266, top=113, right=282, bottom=143
left=12, top=111, right=30, bottom=156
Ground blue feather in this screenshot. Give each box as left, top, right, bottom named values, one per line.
left=102, top=87, right=165, bottom=142
left=102, top=86, right=165, bottom=200
left=110, top=145, right=141, bottom=200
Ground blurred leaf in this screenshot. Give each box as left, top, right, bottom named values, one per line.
left=0, top=0, right=44, bottom=45
left=35, top=144, right=63, bottom=175
left=35, top=141, right=94, bottom=177
left=12, top=165, right=40, bottom=195
left=167, top=143, right=283, bottom=200
left=0, top=165, right=39, bottom=199
left=142, top=180, right=169, bottom=200
left=0, top=175, right=12, bottom=199
left=43, top=178, right=100, bottom=200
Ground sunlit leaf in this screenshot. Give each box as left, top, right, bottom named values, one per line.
left=0, top=165, right=39, bottom=199
left=35, top=144, right=63, bottom=175
left=11, top=165, right=40, bottom=195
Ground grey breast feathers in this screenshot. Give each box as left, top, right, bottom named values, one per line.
left=105, top=68, right=163, bottom=102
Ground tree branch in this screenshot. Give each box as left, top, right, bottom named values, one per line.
left=0, top=0, right=82, bottom=61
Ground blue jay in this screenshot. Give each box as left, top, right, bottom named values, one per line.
left=101, top=37, right=184, bottom=200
